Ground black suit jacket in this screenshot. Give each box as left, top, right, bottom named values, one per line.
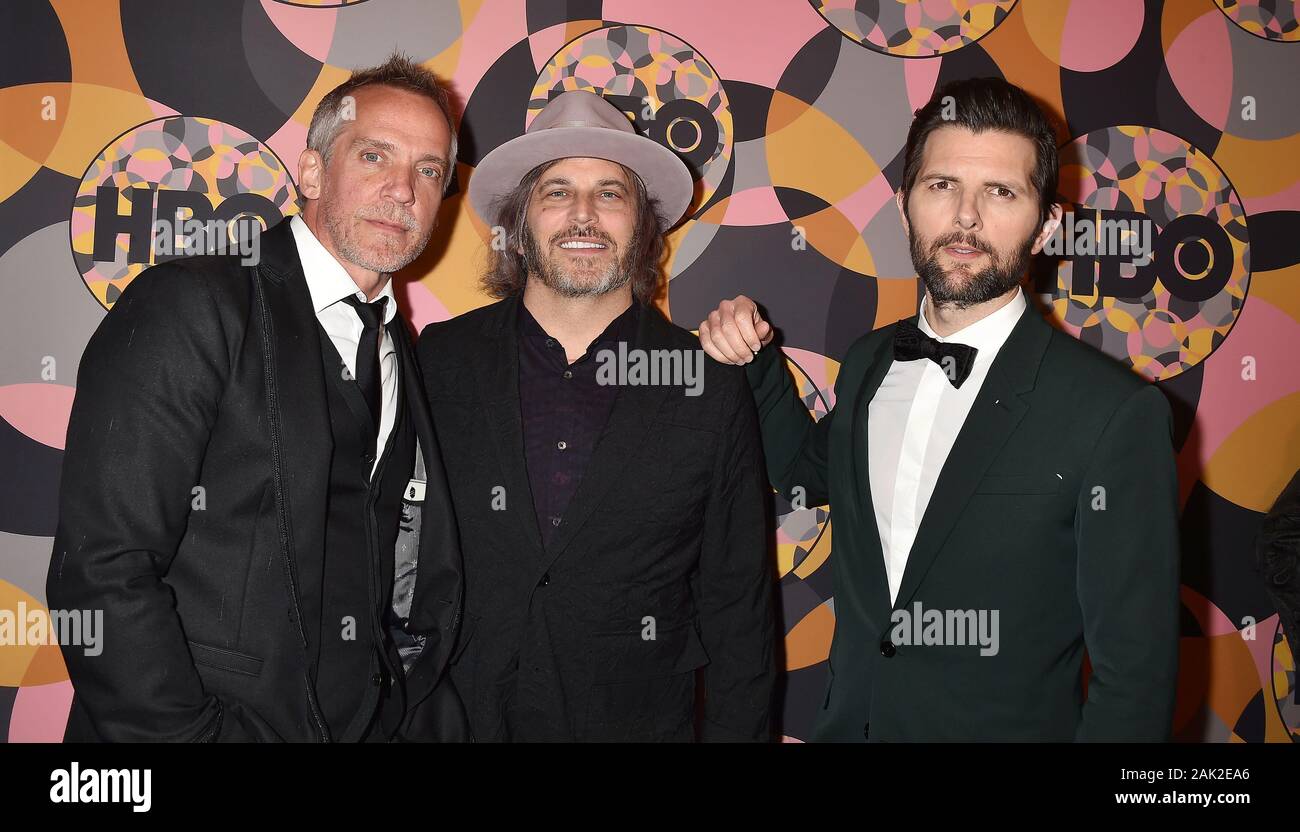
left=417, top=296, right=776, bottom=741
left=745, top=302, right=1181, bottom=741
left=48, top=220, right=466, bottom=741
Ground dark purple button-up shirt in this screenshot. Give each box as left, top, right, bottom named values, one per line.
left=517, top=300, right=640, bottom=546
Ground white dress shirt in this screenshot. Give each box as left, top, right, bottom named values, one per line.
left=289, top=215, right=399, bottom=478
left=868, top=289, right=1026, bottom=604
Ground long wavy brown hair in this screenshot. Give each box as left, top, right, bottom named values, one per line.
left=480, top=159, right=667, bottom=305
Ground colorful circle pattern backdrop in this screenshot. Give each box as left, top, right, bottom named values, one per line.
left=0, top=0, right=1297, bottom=742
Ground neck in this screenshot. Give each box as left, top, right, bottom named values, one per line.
left=300, top=205, right=387, bottom=301
left=923, top=286, right=1020, bottom=337
left=522, top=279, right=634, bottom=363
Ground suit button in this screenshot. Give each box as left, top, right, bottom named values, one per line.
left=863, top=723, right=870, bottom=739
left=538, top=572, right=550, bottom=587
left=371, top=672, right=383, bottom=686
left=880, top=639, right=896, bottom=658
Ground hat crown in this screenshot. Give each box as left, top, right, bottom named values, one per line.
left=527, top=90, right=635, bottom=136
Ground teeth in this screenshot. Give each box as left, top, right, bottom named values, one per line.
left=559, top=241, right=606, bottom=249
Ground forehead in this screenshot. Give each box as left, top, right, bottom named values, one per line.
left=533, top=156, right=632, bottom=186
left=339, top=84, right=450, bottom=146
left=919, top=125, right=1036, bottom=185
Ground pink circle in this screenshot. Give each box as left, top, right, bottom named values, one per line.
left=1060, top=0, right=1145, bottom=71
left=1165, top=13, right=1234, bottom=130
left=9, top=681, right=74, bottom=742
left=1142, top=312, right=1175, bottom=348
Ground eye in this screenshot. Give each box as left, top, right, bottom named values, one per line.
left=362, top=151, right=381, bottom=163
left=930, top=180, right=952, bottom=191
left=547, top=190, right=567, bottom=198
left=419, top=166, right=441, bottom=179
left=600, top=191, right=622, bottom=200
left=992, top=186, right=1014, bottom=198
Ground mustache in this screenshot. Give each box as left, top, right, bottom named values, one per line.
left=549, top=226, right=614, bottom=246
left=931, top=231, right=992, bottom=253
left=356, top=205, right=418, bottom=231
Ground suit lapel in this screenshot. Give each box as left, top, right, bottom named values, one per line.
left=470, top=296, right=547, bottom=561
left=849, top=329, right=902, bottom=631
left=891, top=306, right=1051, bottom=609
left=253, top=220, right=332, bottom=639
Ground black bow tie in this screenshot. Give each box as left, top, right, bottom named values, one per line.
left=892, top=318, right=978, bottom=389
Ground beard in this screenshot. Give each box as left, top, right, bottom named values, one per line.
left=320, top=195, right=433, bottom=275
left=910, top=227, right=1035, bottom=309
left=522, top=223, right=638, bottom=298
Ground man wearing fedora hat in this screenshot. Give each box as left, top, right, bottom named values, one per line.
left=417, top=90, right=776, bottom=741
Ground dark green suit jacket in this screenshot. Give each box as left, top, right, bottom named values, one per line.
left=745, top=303, right=1180, bottom=741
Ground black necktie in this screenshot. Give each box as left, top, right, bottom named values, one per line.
left=341, top=294, right=387, bottom=431
left=892, top=317, right=978, bottom=389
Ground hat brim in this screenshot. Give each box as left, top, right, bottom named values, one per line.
left=468, top=127, right=694, bottom=231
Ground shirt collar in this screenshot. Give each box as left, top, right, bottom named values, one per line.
left=518, top=298, right=640, bottom=344
left=289, top=214, right=398, bottom=326
left=916, top=287, right=1026, bottom=360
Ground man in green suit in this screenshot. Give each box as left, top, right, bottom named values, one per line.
left=699, top=78, right=1180, bottom=741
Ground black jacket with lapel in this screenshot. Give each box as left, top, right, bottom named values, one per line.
left=48, top=219, right=465, bottom=741
left=418, top=295, right=776, bottom=741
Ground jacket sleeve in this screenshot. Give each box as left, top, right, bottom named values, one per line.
left=694, top=372, right=777, bottom=742
left=741, top=343, right=835, bottom=507
left=47, top=264, right=239, bottom=741
left=1074, top=383, right=1181, bottom=741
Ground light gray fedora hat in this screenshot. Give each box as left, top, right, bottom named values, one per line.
left=468, top=90, right=694, bottom=231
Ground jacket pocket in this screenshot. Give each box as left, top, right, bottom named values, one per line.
left=584, top=622, right=708, bottom=740
left=590, top=620, right=710, bottom=682
left=188, top=640, right=265, bottom=677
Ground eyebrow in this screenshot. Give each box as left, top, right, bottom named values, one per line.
left=919, top=172, right=1027, bottom=192
left=536, top=176, right=630, bottom=191
left=349, top=136, right=448, bottom=167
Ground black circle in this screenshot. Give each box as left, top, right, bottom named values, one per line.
left=1176, top=239, right=1210, bottom=275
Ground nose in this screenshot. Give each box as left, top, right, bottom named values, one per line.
left=568, top=190, right=596, bottom=226
left=954, top=188, right=981, bottom=232
left=382, top=165, right=416, bottom=207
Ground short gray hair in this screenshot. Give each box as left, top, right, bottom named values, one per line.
left=306, top=52, right=458, bottom=194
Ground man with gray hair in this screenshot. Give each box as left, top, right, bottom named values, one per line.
left=50, top=54, right=467, bottom=742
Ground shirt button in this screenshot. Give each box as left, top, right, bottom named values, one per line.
left=880, top=639, right=896, bottom=658
left=556, top=440, right=567, bottom=450
left=551, top=517, right=561, bottom=527
left=562, top=370, right=573, bottom=379
left=545, top=338, right=557, bottom=348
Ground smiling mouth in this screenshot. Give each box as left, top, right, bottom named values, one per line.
left=557, top=239, right=609, bottom=251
